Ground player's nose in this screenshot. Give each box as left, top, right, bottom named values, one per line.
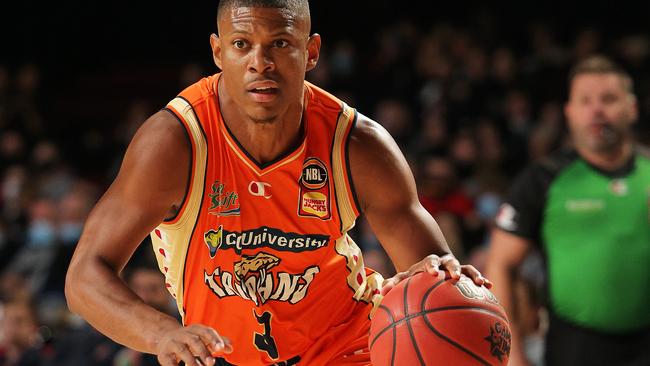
left=248, top=45, right=275, bottom=74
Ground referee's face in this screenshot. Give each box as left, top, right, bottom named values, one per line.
left=565, top=73, right=638, bottom=153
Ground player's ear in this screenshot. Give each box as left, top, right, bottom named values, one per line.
left=306, top=33, right=321, bottom=71
left=210, top=33, right=223, bottom=70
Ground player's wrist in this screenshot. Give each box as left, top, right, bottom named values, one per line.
left=148, top=316, right=184, bottom=354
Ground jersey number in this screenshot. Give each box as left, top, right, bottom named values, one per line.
left=254, top=310, right=279, bottom=359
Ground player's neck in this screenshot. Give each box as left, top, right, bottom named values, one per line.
left=576, top=140, right=634, bottom=172
left=218, top=86, right=304, bottom=165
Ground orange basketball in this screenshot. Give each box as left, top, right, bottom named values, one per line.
left=369, top=271, right=511, bottom=366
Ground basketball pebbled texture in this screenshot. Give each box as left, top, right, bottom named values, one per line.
left=369, top=272, right=511, bottom=366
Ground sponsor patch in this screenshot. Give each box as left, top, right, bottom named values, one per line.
left=565, top=199, right=605, bottom=212
left=301, top=192, right=328, bottom=217
left=208, top=180, right=240, bottom=216
left=204, top=226, right=329, bottom=256
left=298, top=158, right=331, bottom=219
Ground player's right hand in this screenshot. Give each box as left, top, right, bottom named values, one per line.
left=156, top=324, right=233, bottom=366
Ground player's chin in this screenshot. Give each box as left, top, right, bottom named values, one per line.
left=246, top=107, right=281, bottom=124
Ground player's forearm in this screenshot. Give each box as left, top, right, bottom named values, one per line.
left=65, top=256, right=181, bottom=354
left=378, top=204, right=454, bottom=272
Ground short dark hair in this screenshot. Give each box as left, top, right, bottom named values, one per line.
left=568, top=55, right=634, bottom=94
left=217, top=0, right=310, bottom=24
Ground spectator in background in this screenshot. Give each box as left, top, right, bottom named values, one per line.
left=528, top=101, right=565, bottom=161
left=9, top=64, right=44, bottom=142
left=486, top=55, right=650, bottom=366
left=0, top=164, right=28, bottom=270
left=113, top=264, right=178, bottom=366
left=373, top=98, right=414, bottom=149
left=0, top=66, right=9, bottom=126
left=417, top=154, right=475, bottom=259
left=5, top=199, right=59, bottom=295
left=0, top=298, right=50, bottom=366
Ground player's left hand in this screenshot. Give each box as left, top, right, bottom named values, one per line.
left=380, top=253, right=492, bottom=296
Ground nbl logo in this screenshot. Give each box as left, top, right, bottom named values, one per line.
left=301, top=158, right=327, bottom=189
left=298, top=158, right=331, bottom=219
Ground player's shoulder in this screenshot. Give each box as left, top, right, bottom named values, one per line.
left=176, top=73, right=219, bottom=106
left=304, top=81, right=347, bottom=113
left=348, top=113, right=394, bottom=152
left=136, top=109, right=189, bottom=149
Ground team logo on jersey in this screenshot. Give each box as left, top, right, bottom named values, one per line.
left=298, top=158, right=331, bottom=219
left=208, top=180, right=240, bottom=216
left=484, top=321, right=511, bottom=362
left=204, top=253, right=320, bottom=306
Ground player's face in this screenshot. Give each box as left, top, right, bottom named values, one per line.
left=565, top=73, right=637, bottom=153
left=213, top=6, right=320, bottom=123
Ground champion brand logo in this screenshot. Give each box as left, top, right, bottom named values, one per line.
left=249, top=181, right=272, bottom=199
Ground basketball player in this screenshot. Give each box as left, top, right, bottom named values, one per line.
left=65, top=1, right=490, bottom=365
left=486, top=55, right=650, bottom=366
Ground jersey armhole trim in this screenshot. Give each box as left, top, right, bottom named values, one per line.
left=160, top=107, right=193, bottom=224
left=344, top=110, right=361, bottom=217
left=332, top=103, right=360, bottom=233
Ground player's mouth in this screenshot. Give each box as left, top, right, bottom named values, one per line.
left=247, top=81, right=279, bottom=103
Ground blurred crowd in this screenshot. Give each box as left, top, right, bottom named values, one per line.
left=1, top=12, right=650, bottom=366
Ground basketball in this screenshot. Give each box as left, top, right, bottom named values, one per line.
left=369, top=272, right=511, bottom=366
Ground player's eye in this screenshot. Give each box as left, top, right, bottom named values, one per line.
left=233, top=40, right=247, bottom=49
left=273, top=39, right=289, bottom=48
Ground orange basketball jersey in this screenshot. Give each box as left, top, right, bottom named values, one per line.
left=150, top=74, right=383, bottom=365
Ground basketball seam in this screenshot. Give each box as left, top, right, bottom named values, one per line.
left=372, top=278, right=506, bottom=366
left=371, top=306, right=508, bottom=334
left=404, top=276, right=426, bottom=366
left=421, top=310, right=493, bottom=366
left=369, top=305, right=395, bottom=350
left=369, top=278, right=446, bottom=354
left=421, top=286, right=494, bottom=366
left=391, top=307, right=396, bottom=366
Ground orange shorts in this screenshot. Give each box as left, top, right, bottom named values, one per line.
left=298, top=314, right=371, bottom=366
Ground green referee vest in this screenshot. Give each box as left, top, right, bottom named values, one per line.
left=542, top=154, right=650, bottom=332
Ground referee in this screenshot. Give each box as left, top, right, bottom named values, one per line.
left=486, top=55, right=650, bottom=366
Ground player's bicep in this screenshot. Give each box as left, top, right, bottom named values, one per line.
left=72, top=110, right=190, bottom=270
left=348, top=114, right=417, bottom=214
left=349, top=115, right=449, bottom=271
